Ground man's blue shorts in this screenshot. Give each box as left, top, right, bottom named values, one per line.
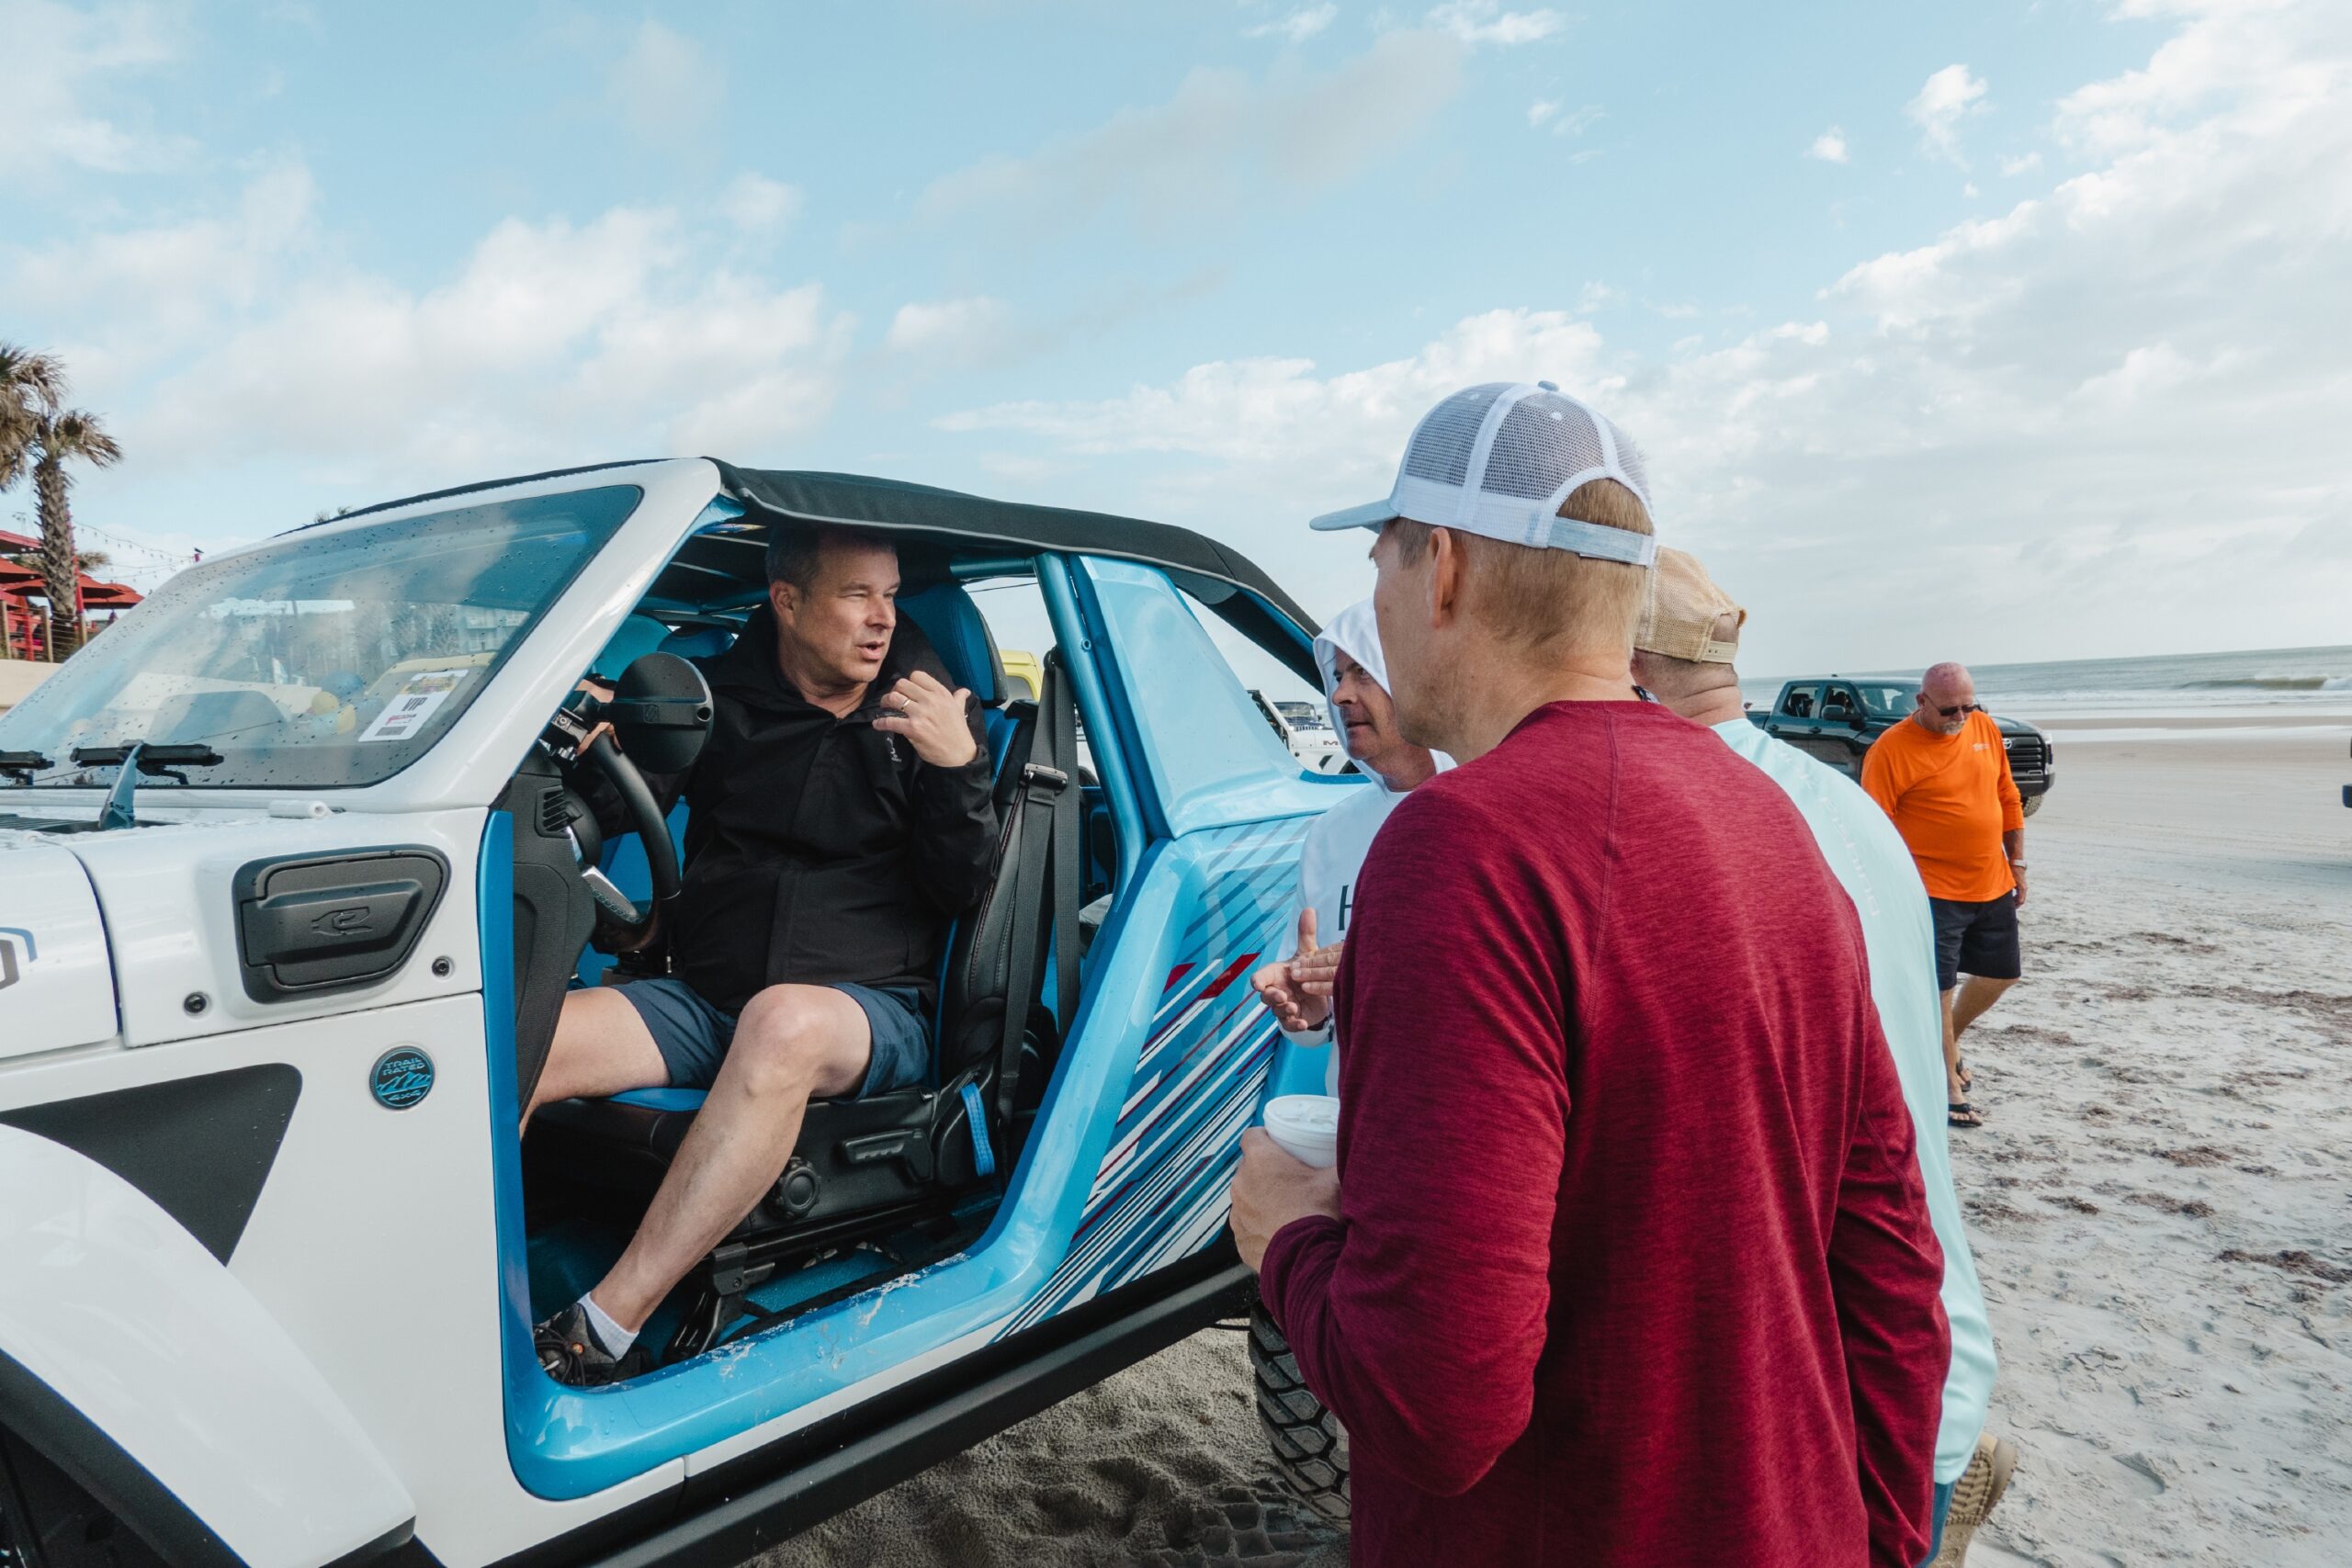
left=615, top=976, right=932, bottom=1099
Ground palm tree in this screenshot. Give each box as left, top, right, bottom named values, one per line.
left=31, top=409, right=122, bottom=657
left=0, top=343, right=63, bottom=492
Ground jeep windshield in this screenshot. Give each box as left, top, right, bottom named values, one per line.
left=0, top=485, right=640, bottom=790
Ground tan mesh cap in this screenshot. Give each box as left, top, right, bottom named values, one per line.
left=1635, top=547, right=1745, bottom=663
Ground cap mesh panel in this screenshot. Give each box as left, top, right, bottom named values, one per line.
left=1614, top=434, right=1652, bottom=505
left=1402, top=383, right=1509, bottom=488
left=1482, top=394, right=1611, bottom=500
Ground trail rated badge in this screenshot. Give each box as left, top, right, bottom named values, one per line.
left=370, top=1045, right=435, bottom=1111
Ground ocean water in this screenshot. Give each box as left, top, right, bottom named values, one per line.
left=1742, top=644, right=2352, bottom=716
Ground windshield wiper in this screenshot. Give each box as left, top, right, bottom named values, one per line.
left=0, top=751, right=53, bottom=784
left=70, top=742, right=227, bottom=830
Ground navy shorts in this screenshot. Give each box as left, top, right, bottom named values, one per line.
left=616, top=976, right=932, bottom=1098
left=1929, top=893, right=2022, bottom=991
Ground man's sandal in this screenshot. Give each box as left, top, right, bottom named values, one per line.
left=1930, top=1432, right=2018, bottom=1565
left=1948, top=1101, right=1984, bottom=1130
left=1956, top=1056, right=1973, bottom=1093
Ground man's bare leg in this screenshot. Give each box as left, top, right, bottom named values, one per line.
left=525, top=987, right=670, bottom=1129
left=1951, top=975, right=2018, bottom=1043
left=588, top=984, right=872, bottom=1333
left=1940, top=986, right=1964, bottom=1101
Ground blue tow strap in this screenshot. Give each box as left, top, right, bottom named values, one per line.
left=959, top=1081, right=995, bottom=1178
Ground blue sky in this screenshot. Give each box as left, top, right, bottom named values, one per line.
left=6, top=0, right=2346, bottom=680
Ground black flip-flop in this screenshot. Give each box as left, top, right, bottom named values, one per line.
left=1956, top=1057, right=1973, bottom=1093
left=1949, top=1101, right=1984, bottom=1130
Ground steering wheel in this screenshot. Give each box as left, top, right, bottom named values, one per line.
left=540, top=652, right=714, bottom=953
left=580, top=728, right=680, bottom=952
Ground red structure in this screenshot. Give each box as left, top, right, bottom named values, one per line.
left=0, top=527, right=143, bottom=660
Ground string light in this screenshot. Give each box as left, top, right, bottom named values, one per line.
left=1, top=513, right=199, bottom=590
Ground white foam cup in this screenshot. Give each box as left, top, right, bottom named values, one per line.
left=1261, top=1094, right=1340, bottom=1168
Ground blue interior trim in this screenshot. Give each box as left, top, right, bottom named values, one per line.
left=1039, top=556, right=1145, bottom=891
left=1069, top=557, right=1338, bottom=838
left=609, top=1087, right=707, bottom=1113
left=480, top=811, right=560, bottom=1496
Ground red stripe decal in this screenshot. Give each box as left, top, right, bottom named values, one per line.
left=1199, top=953, right=1260, bottom=999
left=1162, top=962, right=1196, bottom=994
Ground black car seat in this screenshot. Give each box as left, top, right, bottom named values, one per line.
left=525, top=646, right=1080, bottom=1360
left=577, top=590, right=1024, bottom=983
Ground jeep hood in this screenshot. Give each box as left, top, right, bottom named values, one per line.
left=0, top=834, right=119, bottom=1060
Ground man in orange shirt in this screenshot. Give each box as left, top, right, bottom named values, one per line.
left=1861, top=661, right=2025, bottom=1132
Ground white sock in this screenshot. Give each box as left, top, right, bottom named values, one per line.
left=579, top=1292, right=638, bottom=1357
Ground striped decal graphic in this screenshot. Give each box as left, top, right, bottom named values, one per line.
left=1003, top=816, right=1310, bottom=1333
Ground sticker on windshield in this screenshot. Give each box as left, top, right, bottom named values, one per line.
left=359, top=669, right=472, bottom=743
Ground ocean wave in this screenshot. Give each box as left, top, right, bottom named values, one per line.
left=2180, top=675, right=2350, bottom=692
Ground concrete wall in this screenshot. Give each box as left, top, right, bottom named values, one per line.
left=0, top=660, right=57, bottom=714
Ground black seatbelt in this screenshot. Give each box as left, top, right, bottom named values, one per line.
left=990, top=653, right=1080, bottom=1147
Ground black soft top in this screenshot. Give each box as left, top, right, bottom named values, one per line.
left=307, top=457, right=1320, bottom=679
left=717, top=466, right=1312, bottom=632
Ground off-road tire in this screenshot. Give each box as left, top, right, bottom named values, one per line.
left=1249, top=1303, right=1349, bottom=1523
left=2020, top=793, right=2043, bottom=818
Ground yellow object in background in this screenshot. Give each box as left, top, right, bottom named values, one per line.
left=1000, top=649, right=1043, bottom=703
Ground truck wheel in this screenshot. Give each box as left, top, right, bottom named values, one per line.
left=2020, top=793, right=2043, bottom=818
left=1249, top=1304, right=1350, bottom=1523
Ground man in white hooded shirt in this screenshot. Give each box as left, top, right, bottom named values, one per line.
left=1250, top=599, right=1442, bottom=1083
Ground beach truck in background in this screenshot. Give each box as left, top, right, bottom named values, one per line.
left=0, top=460, right=1362, bottom=1568
left=1747, top=676, right=2056, bottom=816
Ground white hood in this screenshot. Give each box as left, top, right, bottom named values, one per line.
left=0, top=836, right=119, bottom=1059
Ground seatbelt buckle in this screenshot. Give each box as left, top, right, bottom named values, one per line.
left=1021, top=763, right=1070, bottom=793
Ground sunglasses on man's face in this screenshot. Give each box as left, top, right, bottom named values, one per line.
left=1929, top=701, right=1983, bottom=717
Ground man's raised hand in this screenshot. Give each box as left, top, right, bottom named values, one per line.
left=873, top=669, right=978, bottom=768
left=1291, top=923, right=1344, bottom=999
left=1250, top=907, right=1333, bottom=1033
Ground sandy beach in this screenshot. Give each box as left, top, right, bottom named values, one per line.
left=765, top=721, right=2352, bottom=1568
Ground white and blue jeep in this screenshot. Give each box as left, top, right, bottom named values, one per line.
left=0, top=459, right=1356, bottom=1568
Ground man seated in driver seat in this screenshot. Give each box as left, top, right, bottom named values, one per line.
left=527, top=524, right=998, bottom=1385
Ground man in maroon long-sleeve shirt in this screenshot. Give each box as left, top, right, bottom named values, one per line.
left=1231, top=382, right=1947, bottom=1566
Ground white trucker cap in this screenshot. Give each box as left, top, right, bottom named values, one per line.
left=1309, top=380, right=1657, bottom=567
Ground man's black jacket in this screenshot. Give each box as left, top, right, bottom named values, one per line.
left=604, top=606, right=997, bottom=1016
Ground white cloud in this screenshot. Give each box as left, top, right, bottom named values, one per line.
left=10, top=170, right=853, bottom=483
left=915, top=32, right=1464, bottom=237
left=0, top=0, right=193, bottom=184
left=1809, top=126, right=1850, bottom=164
left=719, top=173, right=803, bottom=231
left=1577, top=280, right=1623, bottom=312
left=938, top=310, right=1610, bottom=578
left=1999, top=151, right=2043, bottom=176
left=934, top=0, right=2352, bottom=665
left=606, top=18, right=721, bottom=155
left=1246, top=4, right=1338, bottom=42
left=884, top=297, right=1016, bottom=365
left=1527, top=99, right=1600, bottom=136
left=1908, top=63, right=1989, bottom=165
left=1425, top=1, right=1566, bottom=47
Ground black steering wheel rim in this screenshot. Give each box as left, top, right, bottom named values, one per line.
left=580, top=728, right=681, bottom=951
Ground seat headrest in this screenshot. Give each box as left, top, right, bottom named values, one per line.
left=897, top=583, right=1005, bottom=706
left=658, top=625, right=737, bottom=661
left=592, top=613, right=673, bottom=681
